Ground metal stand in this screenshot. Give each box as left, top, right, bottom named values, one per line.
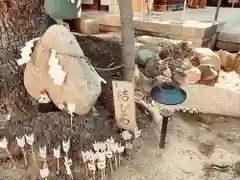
left=181, top=0, right=187, bottom=23
left=159, top=108, right=174, bottom=148
left=213, top=0, right=222, bottom=24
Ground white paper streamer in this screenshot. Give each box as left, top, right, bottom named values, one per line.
left=48, top=49, right=57, bottom=66
left=48, top=49, right=67, bottom=86
left=98, top=152, right=106, bottom=162
left=93, top=141, right=106, bottom=152
left=105, top=150, right=113, bottom=158
left=62, top=139, right=70, bottom=154
left=88, top=162, right=96, bottom=171
left=77, top=8, right=82, bottom=18
left=93, top=141, right=100, bottom=152
left=54, top=145, right=61, bottom=158
left=40, top=167, right=49, bottom=178
left=16, top=136, right=27, bottom=166
left=67, top=103, right=76, bottom=114
left=0, top=137, right=15, bottom=168
left=97, top=161, right=106, bottom=169
left=134, top=128, right=142, bottom=139
left=39, top=145, right=47, bottom=159
left=25, top=133, right=35, bottom=145
left=87, top=150, right=95, bottom=162
left=53, top=71, right=67, bottom=85
left=117, top=144, right=124, bottom=154
left=77, top=0, right=81, bottom=8
left=110, top=143, right=118, bottom=153
left=17, top=37, right=40, bottom=66
left=0, top=137, right=8, bottom=149
left=121, top=131, right=132, bottom=141
left=6, top=114, right=11, bottom=121
left=16, top=136, right=25, bottom=148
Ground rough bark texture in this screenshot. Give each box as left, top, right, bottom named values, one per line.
left=0, top=0, right=52, bottom=119
left=118, top=0, right=135, bottom=82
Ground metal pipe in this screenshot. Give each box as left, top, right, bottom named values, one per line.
left=158, top=108, right=174, bottom=148
left=213, top=0, right=223, bottom=24
left=159, top=117, right=169, bottom=148
left=181, top=0, right=188, bottom=23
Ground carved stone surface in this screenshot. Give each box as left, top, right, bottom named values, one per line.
left=24, top=25, right=104, bottom=115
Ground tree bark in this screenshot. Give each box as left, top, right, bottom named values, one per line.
left=0, top=0, right=53, bottom=119
left=118, top=0, right=135, bottom=82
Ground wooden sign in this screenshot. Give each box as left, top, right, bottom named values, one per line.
left=112, top=81, right=137, bottom=132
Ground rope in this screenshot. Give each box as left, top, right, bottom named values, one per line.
left=38, top=38, right=123, bottom=72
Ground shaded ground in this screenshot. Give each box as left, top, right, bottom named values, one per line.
left=2, top=111, right=240, bottom=180
left=0, top=35, right=125, bottom=180
left=76, top=35, right=122, bottom=113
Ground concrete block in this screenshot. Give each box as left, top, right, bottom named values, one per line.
left=216, top=40, right=240, bottom=52
left=79, top=19, right=99, bottom=35
left=158, top=71, right=240, bottom=117
left=109, top=2, right=119, bottom=14
left=136, top=35, right=183, bottom=46
left=172, top=35, right=216, bottom=49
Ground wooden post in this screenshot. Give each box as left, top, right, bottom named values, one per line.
left=213, top=0, right=222, bottom=24
left=112, top=81, right=137, bottom=132
left=118, top=0, right=135, bottom=81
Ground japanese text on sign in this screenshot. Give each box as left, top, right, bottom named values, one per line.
left=112, top=81, right=137, bottom=132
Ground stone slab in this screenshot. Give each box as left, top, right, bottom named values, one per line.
left=216, top=40, right=240, bottom=52
left=82, top=12, right=220, bottom=39
left=217, top=18, right=240, bottom=44
left=158, top=71, right=240, bottom=117
left=218, top=32, right=240, bottom=44
left=97, top=24, right=217, bottom=48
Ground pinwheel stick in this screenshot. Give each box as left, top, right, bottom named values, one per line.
left=6, top=148, right=16, bottom=168
left=56, top=158, right=60, bottom=174
left=31, top=146, right=37, bottom=166
left=22, top=148, right=28, bottom=167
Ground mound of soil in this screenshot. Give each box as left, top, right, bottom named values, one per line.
left=76, top=35, right=122, bottom=113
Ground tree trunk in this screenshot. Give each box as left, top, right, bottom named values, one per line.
left=118, top=0, right=135, bottom=82
left=0, top=0, right=53, bottom=119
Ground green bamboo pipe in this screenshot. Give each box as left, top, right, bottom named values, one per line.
left=44, top=0, right=80, bottom=20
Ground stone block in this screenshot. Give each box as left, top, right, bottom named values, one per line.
left=79, top=19, right=99, bottom=35
left=158, top=71, right=240, bottom=117
left=24, top=25, right=104, bottom=116
left=136, top=35, right=183, bottom=45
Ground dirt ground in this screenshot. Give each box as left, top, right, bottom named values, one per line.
left=113, top=113, right=240, bottom=180
left=1, top=36, right=240, bottom=180
left=2, top=112, right=240, bottom=180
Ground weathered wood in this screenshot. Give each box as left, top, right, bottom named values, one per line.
left=118, top=0, right=135, bottom=81
left=112, top=80, right=137, bottom=132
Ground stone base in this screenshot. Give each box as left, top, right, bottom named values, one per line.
left=98, top=24, right=217, bottom=48
left=159, top=71, right=240, bottom=117
left=216, top=40, right=240, bottom=52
